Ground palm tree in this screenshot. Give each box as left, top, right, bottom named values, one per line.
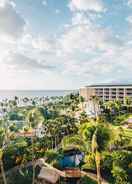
left=79, top=121, right=113, bottom=184
left=125, top=96, right=132, bottom=113
left=26, top=108, right=44, bottom=184
left=90, top=96, right=100, bottom=120
left=61, top=135, right=86, bottom=151
left=91, top=128, right=101, bottom=184
left=0, top=129, right=7, bottom=184
left=0, top=106, right=13, bottom=184
left=103, top=101, right=115, bottom=121
left=0, top=155, right=7, bottom=184
left=114, top=100, right=122, bottom=115
left=79, top=96, right=85, bottom=110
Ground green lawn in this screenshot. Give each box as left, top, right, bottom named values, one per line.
left=112, top=125, right=132, bottom=147
left=123, top=128, right=132, bottom=138
left=113, top=113, right=132, bottom=125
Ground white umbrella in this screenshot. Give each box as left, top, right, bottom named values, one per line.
left=38, top=167, right=60, bottom=184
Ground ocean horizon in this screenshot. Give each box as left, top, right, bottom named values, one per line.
left=0, top=89, right=78, bottom=100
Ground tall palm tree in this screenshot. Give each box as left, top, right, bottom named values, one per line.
left=125, top=96, right=132, bottom=113
left=26, top=108, right=44, bottom=184
left=0, top=129, right=7, bottom=184
left=0, top=118, right=11, bottom=184
left=90, top=96, right=100, bottom=120
left=0, top=103, right=13, bottom=184
left=91, top=128, right=101, bottom=184
left=0, top=154, right=7, bottom=184
left=114, top=100, right=122, bottom=115
left=61, top=134, right=86, bottom=151
left=79, top=96, right=85, bottom=110
left=79, top=121, right=113, bottom=184
left=103, top=101, right=115, bottom=121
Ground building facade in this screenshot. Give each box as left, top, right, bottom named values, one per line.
left=80, top=84, right=132, bottom=117
left=80, top=84, right=132, bottom=103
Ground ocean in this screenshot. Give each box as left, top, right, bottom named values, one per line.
left=0, top=90, right=77, bottom=100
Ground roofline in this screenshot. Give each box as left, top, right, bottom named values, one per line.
left=85, top=84, right=132, bottom=88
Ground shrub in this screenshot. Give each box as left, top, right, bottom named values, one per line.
left=112, top=166, right=129, bottom=184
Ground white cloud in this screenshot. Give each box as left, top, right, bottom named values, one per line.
left=1, top=0, right=132, bottom=89
left=0, top=0, right=8, bottom=7
left=71, top=12, right=91, bottom=25
left=0, top=1, right=26, bottom=39
left=61, top=3, right=111, bottom=56
left=59, top=20, right=116, bottom=54
left=55, top=9, right=61, bottom=14
left=126, top=15, right=132, bottom=24
left=128, top=0, right=132, bottom=6
left=42, top=0, right=47, bottom=6
left=69, top=0, right=105, bottom=12
left=55, top=8, right=130, bottom=85
left=32, top=36, right=56, bottom=52
left=61, top=43, right=132, bottom=84
left=5, top=52, right=56, bottom=71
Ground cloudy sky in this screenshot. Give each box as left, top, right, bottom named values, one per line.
left=0, top=0, right=132, bottom=90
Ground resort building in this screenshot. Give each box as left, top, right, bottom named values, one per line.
left=79, top=84, right=132, bottom=116
left=80, top=84, right=132, bottom=103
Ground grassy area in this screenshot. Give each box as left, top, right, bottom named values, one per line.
left=123, top=128, right=132, bottom=138
left=112, top=125, right=132, bottom=139
left=113, top=113, right=132, bottom=125
left=111, top=125, right=132, bottom=147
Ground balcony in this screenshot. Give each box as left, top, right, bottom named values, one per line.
left=111, top=92, right=116, bottom=95
left=126, top=93, right=132, bottom=97
left=104, top=92, right=109, bottom=95
left=126, top=88, right=132, bottom=91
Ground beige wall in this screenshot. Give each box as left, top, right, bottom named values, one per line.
left=80, top=86, right=132, bottom=103
left=80, top=87, right=95, bottom=101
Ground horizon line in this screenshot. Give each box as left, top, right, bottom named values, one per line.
left=0, top=89, right=78, bottom=91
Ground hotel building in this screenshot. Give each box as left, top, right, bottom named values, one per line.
left=79, top=84, right=132, bottom=116
left=80, top=84, right=132, bottom=103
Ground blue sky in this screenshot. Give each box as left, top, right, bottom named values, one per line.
left=0, top=0, right=132, bottom=90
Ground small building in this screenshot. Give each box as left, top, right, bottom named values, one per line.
left=37, top=149, right=84, bottom=184
left=60, top=148, right=84, bottom=169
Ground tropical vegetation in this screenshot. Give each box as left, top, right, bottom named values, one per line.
left=0, top=94, right=132, bottom=184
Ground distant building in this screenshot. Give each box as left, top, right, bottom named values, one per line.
left=80, top=84, right=132, bottom=103
left=79, top=84, right=132, bottom=116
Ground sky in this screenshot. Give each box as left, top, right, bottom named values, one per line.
left=0, top=0, right=132, bottom=90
